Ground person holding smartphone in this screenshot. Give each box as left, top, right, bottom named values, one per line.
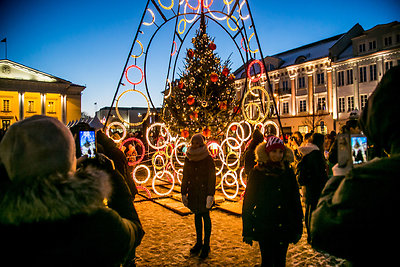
left=310, top=66, right=400, bottom=266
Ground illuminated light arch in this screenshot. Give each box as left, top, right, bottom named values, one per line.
left=132, top=164, right=151, bottom=184
left=143, top=9, right=155, bottom=26
left=202, top=0, right=213, bottom=9
left=125, top=65, right=144, bottom=85
left=247, top=59, right=264, bottom=83
left=119, top=137, right=146, bottom=166
left=206, top=0, right=231, bottom=21
left=221, top=171, right=239, bottom=199
left=116, top=89, right=150, bottom=126
left=158, top=0, right=174, bottom=10
left=152, top=170, right=175, bottom=196
left=105, top=121, right=127, bottom=143
left=131, top=40, right=144, bottom=59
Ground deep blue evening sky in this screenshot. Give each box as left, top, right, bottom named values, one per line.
left=1, top=0, right=399, bottom=116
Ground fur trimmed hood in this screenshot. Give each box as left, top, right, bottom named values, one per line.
left=0, top=166, right=111, bottom=225
left=298, top=143, right=319, bottom=156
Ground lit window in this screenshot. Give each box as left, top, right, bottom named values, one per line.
left=28, top=101, right=35, bottom=112
left=2, top=100, right=10, bottom=112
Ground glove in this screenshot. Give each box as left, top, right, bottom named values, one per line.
left=182, top=195, right=188, bottom=207
left=206, top=195, right=214, bottom=209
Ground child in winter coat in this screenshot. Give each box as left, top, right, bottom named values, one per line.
left=242, top=136, right=303, bottom=267
left=181, top=133, right=216, bottom=259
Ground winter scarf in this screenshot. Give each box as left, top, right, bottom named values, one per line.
left=186, top=145, right=209, bottom=162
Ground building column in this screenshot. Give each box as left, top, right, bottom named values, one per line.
left=354, top=62, right=360, bottom=111
left=61, top=94, right=67, bottom=124
left=41, top=93, right=46, bottom=115
left=18, top=91, right=24, bottom=120
left=307, top=71, right=315, bottom=115
left=289, top=73, right=297, bottom=116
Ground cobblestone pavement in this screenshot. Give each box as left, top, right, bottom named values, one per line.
left=134, top=200, right=347, bottom=266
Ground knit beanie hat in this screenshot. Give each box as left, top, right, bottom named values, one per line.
left=265, top=135, right=285, bottom=154
left=0, top=115, right=76, bottom=181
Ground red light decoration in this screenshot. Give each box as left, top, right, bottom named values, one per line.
left=209, top=42, right=216, bottom=50
left=171, top=41, right=177, bottom=56
left=210, top=72, right=218, bottom=82
left=125, top=65, right=144, bottom=85
left=219, top=101, right=227, bottom=110
left=119, top=137, right=145, bottom=166
left=181, top=129, right=190, bottom=138
left=186, top=0, right=200, bottom=10
left=222, top=67, right=229, bottom=77
left=187, top=95, right=195, bottom=105
left=202, top=127, right=211, bottom=138
left=247, top=59, right=264, bottom=83
left=178, top=80, right=185, bottom=89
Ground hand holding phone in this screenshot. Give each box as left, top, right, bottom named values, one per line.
left=337, top=133, right=368, bottom=168
left=79, top=130, right=96, bottom=159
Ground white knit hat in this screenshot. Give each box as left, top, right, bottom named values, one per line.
left=0, top=115, right=76, bottom=181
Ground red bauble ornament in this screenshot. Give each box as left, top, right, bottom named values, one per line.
left=189, top=111, right=198, bottom=120
left=230, top=125, right=237, bottom=132
left=222, top=67, right=229, bottom=77
left=187, top=49, right=194, bottom=58
left=210, top=72, right=218, bottom=83
left=219, top=101, right=227, bottom=111
left=187, top=95, right=195, bottom=105
left=233, top=106, right=241, bottom=114
left=178, top=80, right=185, bottom=89
left=181, top=129, right=189, bottom=138
left=209, top=42, right=216, bottom=50
left=203, top=127, right=211, bottom=138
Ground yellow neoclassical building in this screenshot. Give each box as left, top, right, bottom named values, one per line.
left=0, top=59, right=85, bottom=130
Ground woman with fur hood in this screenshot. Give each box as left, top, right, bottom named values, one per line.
left=295, top=133, right=328, bottom=244
left=242, top=136, right=303, bottom=267
left=0, top=115, right=144, bottom=267
left=181, top=133, right=216, bottom=259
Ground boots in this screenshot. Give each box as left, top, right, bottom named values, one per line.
left=199, top=244, right=210, bottom=259
left=190, top=242, right=202, bottom=254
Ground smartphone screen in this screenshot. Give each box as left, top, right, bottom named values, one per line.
left=351, top=134, right=368, bottom=165
left=79, top=130, right=96, bottom=158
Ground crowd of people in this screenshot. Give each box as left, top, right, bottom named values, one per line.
left=0, top=66, right=399, bottom=266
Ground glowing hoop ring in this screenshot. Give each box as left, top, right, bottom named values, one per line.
left=119, top=137, right=146, bottom=166
left=185, top=0, right=200, bottom=10
left=264, top=120, right=280, bottom=137
left=221, top=171, right=239, bottom=199
left=158, top=0, right=174, bottom=10
left=247, top=59, right=264, bottom=83
left=105, top=121, right=127, bottom=143
left=164, top=79, right=172, bottom=99
left=174, top=140, right=187, bottom=166
left=143, top=9, right=155, bottom=26
left=132, top=164, right=151, bottom=184
left=146, top=123, right=171, bottom=150
left=178, top=19, right=186, bottom=34
left=202, top=0, right=213, bottom=8
left=152, top=171, right=175, bottom=196
left=247, top=33, right=259, bottom=53
left=239, top=167, right=247, bottom=188
left=184, top=2, right=200, bottom=23
left=171, top=41, right=177, bottom=56
left=116, top=89, right=150, bottom=126
left=125, top=65, right=144, bottom=85
left=238, top=0, right=250, bottom=20
left=152, top=150, right=168, bottom=170
left=225, top=151, right=240, bottom=171
left=244, top=102, right=262, bottom=123
left=226, top=15, right=239, bottom=32
left=242, top=86, right=270, bottom=124
left=206, top=0, right=230, bottom=21
left=238, top=120, right=252, bottom=142
left=131, top=40, right=144, bottom=59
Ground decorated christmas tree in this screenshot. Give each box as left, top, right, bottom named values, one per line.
left=162, top=17, right=239, bottom=139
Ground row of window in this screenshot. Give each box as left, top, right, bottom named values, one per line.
left=1, top=99, right=56, bottom=113
left=358, top=34, right=400, bottom=53
left=279, top=94, right=368, bottom=115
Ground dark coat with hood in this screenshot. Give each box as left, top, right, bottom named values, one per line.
left=310, top=66, right=400, bottom=266
left=181, top=150, right=216, bottom=214
left=0, top=166, right=144, bottom=267
left=296, top=143, right=328, bottom=206
left=242, top=143, right=303, bottom=244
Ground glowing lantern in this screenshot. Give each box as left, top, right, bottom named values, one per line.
left=181, top=129, right=189, bottom=138
left=207, top=141, right=220, bottom=158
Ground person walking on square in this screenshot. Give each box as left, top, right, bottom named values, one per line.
left=296, top=132, right=328, bottom=244
left=181, top=133, right=216, bottom=259
left=242, top=136, right=303, bottom=267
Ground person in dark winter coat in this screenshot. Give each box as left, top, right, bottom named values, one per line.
left=311, top=66, right=400, bottom=266
left=296, top=133, right=328, bottom=244
left=0, top=115, right=144, bottom=267
left=181, top=133, right=216, bottom=259
left=242, top=136, right=303, bottom=267
left=244, top=128, right=264, bottom=176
